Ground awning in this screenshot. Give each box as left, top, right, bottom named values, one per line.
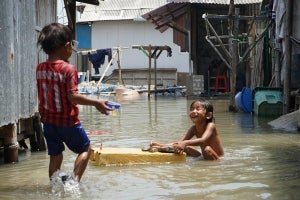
left=142, top=3, right=188, bottom=34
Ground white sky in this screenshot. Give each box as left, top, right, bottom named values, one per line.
left=57, top=0, right=68, bottom=24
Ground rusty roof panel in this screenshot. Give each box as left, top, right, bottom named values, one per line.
left=77, top=0, right=100, bottom=5
left=142, top=3, right=188, bottom=33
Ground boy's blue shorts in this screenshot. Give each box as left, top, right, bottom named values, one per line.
left=43, top=122, right=90, bottom=155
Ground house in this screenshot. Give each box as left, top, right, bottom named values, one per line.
left=76, top=0, right=190, bottom=87
left=0, top=0, right=58, bottom=163
left=143, top=0, right=266, bottom=100
left=0, top=0, right=100, bottom=163
left=68, top=0, right=300, bottom=115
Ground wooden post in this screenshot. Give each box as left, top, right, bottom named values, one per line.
left=0, top=124, right=18, bottom=163
left=248, top=26, right=255, bottom=88
left=233, top=7, right=239, bottom=96
left=117, top=48, right=122, bottom=85
left=275, top=49, right=281, bottom=87
left=148, top=45, right=152, bottom=98
left=283, top=0, right=293, bottom=114
left=228, top=7, right=239, bottom=111
left=132, top=45, right=171, bottom=97
left=64, top=0, right=76, bottom=38
left=228, top=0, right=234, bottom=109
left=154, top=56, right=157, bottom=95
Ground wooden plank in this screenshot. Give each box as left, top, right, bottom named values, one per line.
left=89, top=147, right=186, bottom=166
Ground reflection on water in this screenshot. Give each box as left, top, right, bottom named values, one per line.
left=0, top=95, right=300, bottom=199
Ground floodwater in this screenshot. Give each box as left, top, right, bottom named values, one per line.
left=0, top=94, right=300, bottom=200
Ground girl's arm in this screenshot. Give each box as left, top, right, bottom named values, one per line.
left=150, top=141, right=173, bottom=147
left=178, top=125, right=196, bottom=141
left=150, top=126, right=196, bottom=147
left=185, top=123, right=216, bottom=146
left=174, top=123, right=216, bottom=153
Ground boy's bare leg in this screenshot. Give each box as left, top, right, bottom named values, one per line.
left=184, top=146, right=202, bottom=157
left=49, top=153, right=63, bottom=179
left=73, top=145, right=91, bottom=182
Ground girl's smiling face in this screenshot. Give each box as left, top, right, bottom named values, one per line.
left=189, top=101, right=207, bottom=123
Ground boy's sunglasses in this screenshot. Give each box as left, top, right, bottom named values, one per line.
left=71, top=40, right=79, bottom=51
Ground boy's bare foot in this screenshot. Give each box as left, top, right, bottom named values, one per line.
left=141, top=146, right=175, bottom=153
left=157, top=146, right=174, bottom=153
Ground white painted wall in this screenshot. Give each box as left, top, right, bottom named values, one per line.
left=90, top=20, right=189, bottom=76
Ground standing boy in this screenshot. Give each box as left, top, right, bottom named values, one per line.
left=36, top=23, right=112, bottom=182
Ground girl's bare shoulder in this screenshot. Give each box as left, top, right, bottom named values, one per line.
left=206, top=122, right=216, bottom=129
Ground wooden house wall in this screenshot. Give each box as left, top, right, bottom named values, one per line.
left=0, top=0, right=56, bottom=127
left=173, top=14, right=189, bottom=52
left=190, top=4, right=261, bottom=91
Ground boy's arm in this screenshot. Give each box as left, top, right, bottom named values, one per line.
left=68, top=93, right=112, bottom=115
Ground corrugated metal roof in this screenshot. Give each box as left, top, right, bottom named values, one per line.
left=77, top=0, right=168, bottom=22
left=166, top=0, right=262, bottom=4
left=78, top=0, right=262, bottom=22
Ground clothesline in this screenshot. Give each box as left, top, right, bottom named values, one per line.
left=78, top=49, right=97, bottom=55
left=97, top=50, right=119, bottom=86
left=77, top=46, right=129, bottom=55
left=76, top=47, right=129, bottom=85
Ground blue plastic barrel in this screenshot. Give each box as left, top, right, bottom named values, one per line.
left=235, top=87, right=252, bottom=113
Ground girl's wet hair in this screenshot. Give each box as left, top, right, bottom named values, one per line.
left=190, top=99, right=214, bottom=122
left=37, top=23, right=72, bottom=55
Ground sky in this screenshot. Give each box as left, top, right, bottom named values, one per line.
left=57, top=0, right=68, bottom=24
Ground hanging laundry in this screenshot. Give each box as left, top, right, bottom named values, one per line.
left=88, top=48, right=112, bottom=74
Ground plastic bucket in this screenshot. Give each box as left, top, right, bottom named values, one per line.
left=252, top=87, right=283, bottom=117
left=78, top=72, right=86, bottom=84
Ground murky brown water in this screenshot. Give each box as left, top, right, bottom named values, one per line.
left=0, top=94, right=300, bottom=199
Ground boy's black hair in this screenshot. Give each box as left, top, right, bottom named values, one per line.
left=190, top=99, right=214, bottom=122
left=38, top=23, right=72, bottom=55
